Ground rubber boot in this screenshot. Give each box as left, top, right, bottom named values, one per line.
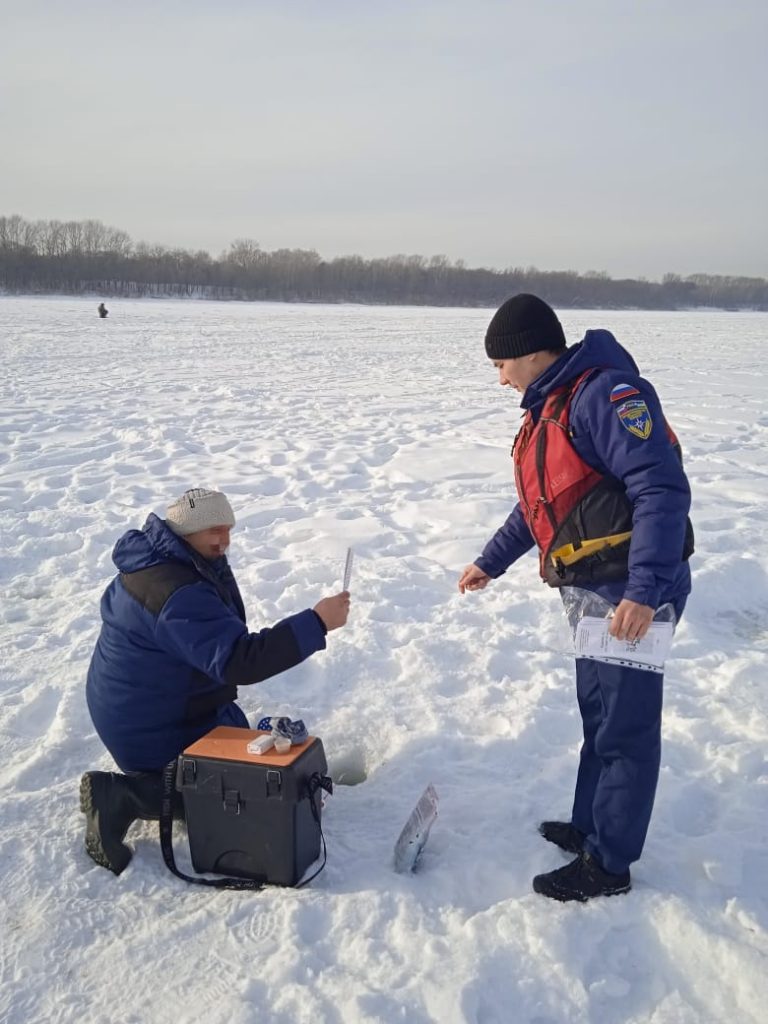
left=80, top=771, right=181, bottom=875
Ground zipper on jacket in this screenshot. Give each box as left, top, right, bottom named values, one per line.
left=513, top=425, right=534, bottom=522
left=534, top=423, right=558, bottom=531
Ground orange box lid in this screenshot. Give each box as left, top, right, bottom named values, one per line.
left=183, top=726, right=316, bottom=767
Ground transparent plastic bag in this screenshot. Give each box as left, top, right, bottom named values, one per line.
left=559, top=587, right=676, bottom=673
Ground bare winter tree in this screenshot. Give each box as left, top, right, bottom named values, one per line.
left=0, top=213, right=766, bottom=310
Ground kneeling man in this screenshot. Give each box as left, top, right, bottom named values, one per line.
left=82, top=487, right=349, bottom=874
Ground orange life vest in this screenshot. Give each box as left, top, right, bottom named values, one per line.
left=513, top=370, right=689, bottom=586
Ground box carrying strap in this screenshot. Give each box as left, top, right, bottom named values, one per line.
left=301, top=773, right=332, bottom=888
left=159, top=760, right=332, bottom=890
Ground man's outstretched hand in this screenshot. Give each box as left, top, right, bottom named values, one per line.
left=458, top=564, right=491, bottom=594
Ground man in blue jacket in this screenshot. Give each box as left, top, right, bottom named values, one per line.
left=459, top=294, right=693, bottom=902
left=81, top=487, right=350, bottom=874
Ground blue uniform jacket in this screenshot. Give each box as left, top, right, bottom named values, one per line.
left=86, top=514, right=326, bottom=772
left=475, top=329, right=692, bottom=610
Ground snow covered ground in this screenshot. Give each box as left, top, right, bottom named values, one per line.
left=1, top=296, right=766, bottom=1024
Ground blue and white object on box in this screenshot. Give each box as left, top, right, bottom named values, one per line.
left=257, top=716, right=309, bottom=744
left=393, top=784, right=439, bottom=873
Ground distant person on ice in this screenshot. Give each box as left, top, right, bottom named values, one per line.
left=81, top=487, right=350, bottom=875
left=97, top=302, right=108, bottom=318
left=458, top=294, right=693, bottom=903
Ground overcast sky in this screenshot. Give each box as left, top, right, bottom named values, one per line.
left=2, top=0, right=766, bottom=280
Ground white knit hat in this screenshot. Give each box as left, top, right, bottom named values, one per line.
left=165, top=488, right=235, bottom=537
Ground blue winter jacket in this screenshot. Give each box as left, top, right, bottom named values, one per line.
left=86, top=514, right=327, bottom=772
left=475, top=329, right=692, bottom=610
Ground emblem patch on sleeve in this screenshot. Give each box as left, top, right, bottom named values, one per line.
left=610, top=383, right=640, bottom=402
left=616, top=398, right=653, bottom=439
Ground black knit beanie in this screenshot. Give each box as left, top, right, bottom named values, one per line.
left=484, top=293, right=566, bottom=359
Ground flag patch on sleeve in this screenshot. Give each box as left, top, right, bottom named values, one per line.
left=616, top=398, right=653, bottom=439
left=610, top=383, right=640, bottom=403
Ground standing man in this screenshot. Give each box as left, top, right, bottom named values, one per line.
left=82, top=487, right=350, bottom=874
left=459, top=294, right=693, bottom=902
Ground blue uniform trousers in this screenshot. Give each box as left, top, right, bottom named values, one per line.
left=572, top=657, right=663, bottom=875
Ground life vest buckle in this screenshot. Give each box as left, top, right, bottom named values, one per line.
left=550, top=531, right=633, bottom=569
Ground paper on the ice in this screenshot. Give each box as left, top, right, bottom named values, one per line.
left=393, top=784, right=439, bottom=873
left=574, top=616, right=674, bottom=672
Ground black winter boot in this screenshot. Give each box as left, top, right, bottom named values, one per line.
left=538, top=820, right=585, bottom=854
left=533, top=851, right=631, bottom=902
left=80, top=771, right=167, bottom=875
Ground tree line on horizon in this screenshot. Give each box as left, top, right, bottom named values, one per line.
left=0, top=214, right=766, bottom=311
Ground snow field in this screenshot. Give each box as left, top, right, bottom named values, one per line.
left=1, top=297, right=766, bottom=1024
